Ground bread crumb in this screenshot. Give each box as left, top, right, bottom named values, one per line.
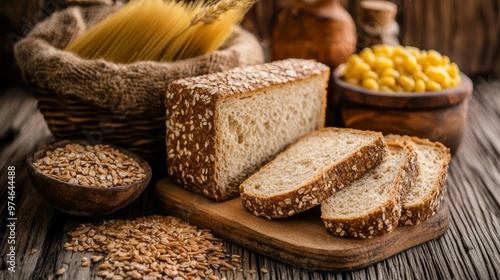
left=30, top=248, right=38, bottom=255
left=261, top=267, right=269, bottom=273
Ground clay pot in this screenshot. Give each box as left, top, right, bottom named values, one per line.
left=272, top=0, right=357, bottom=126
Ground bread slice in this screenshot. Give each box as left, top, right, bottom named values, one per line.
left=165, top=59, right=330, bottom=201
left=321, top=142, right=418, bottom=238
left=239, top=127, right=387, bottom=219
left=385, top=135, right=451, bottom=226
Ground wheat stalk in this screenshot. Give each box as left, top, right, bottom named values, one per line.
left=190, top=0, right=257, bottom=26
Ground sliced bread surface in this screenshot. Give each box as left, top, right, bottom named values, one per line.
left=240, top=127, right=387, bottom=219
left=321, top=142, right=418, bottom=238
left=385, top=135, right=451, bottom=226
left=166, top=59, right=330, bottom=201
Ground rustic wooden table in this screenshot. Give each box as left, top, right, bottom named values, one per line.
left=0, top=78, right=499, bottom=279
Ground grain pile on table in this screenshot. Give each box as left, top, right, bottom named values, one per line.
left=33, top=144, right=147, bottom=187
left=64, top=215, right=240, bottom=279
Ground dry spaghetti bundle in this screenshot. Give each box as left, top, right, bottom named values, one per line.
left=65, top=0, right=256, bottom=63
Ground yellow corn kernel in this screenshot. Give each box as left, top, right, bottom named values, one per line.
left=395, top=66, right=407, bottom=76
left=372, top=44, right=394, bottom=57
left=362, top=78, right=380, bottom=90
left=442, top=55, right=451, bottom=65
left=351, top=62, right=370, bottom=79
left=426, top=80, right=442, bottom=91
left=427, top=49, right=443, bottom=66
left=348, top=54, right=363, bottom=64
left=345, top=61, right=357, bottom=74
left=379, top=76, right=396, bottom=87
left=345, top=77, right=360, bottom=86
left=440, top=75, right=452, bottom=88
left=343, top=64, right=354, bottom=79
left=392, top=55, right=405, bottom=68
left=405, top=46, right=421, bottom=58
left=424, top=66, right=439, bottom=78
left=398, top=75, right=416, bottom=91
left=414, top=79, right=426, bottom=92
left=393, top=45, right=410, bottom=57
left=359, top=48, right=376, bottom=66
left=381, top=68, right=400, bottom=78
left=448, top=62, right=460, bottom=78
left=380, top=86, right=394, bottom=92
left=404, top=55, right=420, bottom=73
left=374, top=57, right=394, bottom=72
left=412, top=71, right=429, bottom=82
left=432, top=68, right=451, bottom=88
left=436, top=66, right=448, bottom=77
left=392, top=84, right=404, bottom=92
left=417, top=50, right=430, bottom=68
left=450, top=76, right=461, bottom=87
left=362, top=70, right=379, bottom=80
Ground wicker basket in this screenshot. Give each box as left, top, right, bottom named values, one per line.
left=33, top=86, right=167, bottom=168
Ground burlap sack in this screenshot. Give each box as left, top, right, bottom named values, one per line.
left=14, top=2, right=264, bottom=117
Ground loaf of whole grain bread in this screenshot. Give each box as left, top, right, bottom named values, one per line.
left=165, top=59, right=330, bottom=201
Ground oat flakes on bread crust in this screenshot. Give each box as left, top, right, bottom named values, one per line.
left=385, top=134, right=451, bottom=226
left=166, top=59, right=330, bottom=201
left=240, top=127, right=387, bottom=219
left=321, top=142, right=418, bottom=238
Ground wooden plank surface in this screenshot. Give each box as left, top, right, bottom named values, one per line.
left=0, top=78, right=499, bottom=279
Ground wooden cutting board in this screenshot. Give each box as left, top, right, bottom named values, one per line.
left=155, top=178, right=449, bottom=272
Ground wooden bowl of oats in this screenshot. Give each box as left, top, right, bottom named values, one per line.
left=26, top=139, right=152, bottom=216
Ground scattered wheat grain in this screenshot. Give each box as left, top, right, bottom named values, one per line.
left=65, top=215, right=239, bottom=279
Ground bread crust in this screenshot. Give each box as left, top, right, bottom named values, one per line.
left=321, top=142, right=419, bottom=238
left=166, top=59, right=330, bottom=201
left=389, top=136, right=451, bottom=226
left=240, top=128, right=387, bottom=219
